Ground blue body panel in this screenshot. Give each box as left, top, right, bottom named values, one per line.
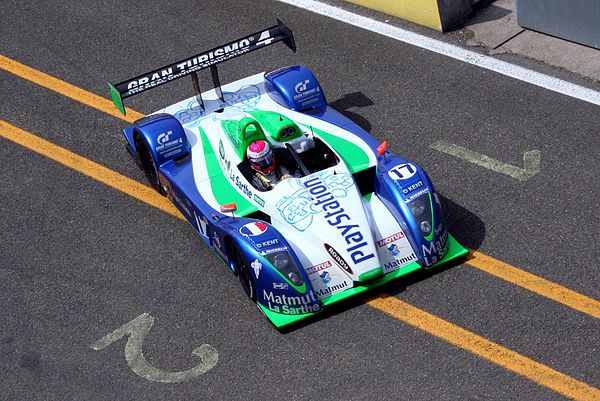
left=265, top=66, right=327, bottom=111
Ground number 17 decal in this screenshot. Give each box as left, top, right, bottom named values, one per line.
left=388, top=163, right=417, bottom=180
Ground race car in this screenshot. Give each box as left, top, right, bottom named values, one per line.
left=108, top=20, right=468, bottom=328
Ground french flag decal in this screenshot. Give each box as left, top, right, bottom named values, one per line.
left=239, top=222, right=268, bottom=237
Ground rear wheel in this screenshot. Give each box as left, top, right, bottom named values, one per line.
left=232, top=244, right=256, bottom=302
left=136, top=136, right=164, bottom=195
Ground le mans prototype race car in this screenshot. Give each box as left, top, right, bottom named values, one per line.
left=109, top=21, right=468, bottom=328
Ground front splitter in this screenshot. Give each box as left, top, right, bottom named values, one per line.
left=258, top=233, right=468, bottom=329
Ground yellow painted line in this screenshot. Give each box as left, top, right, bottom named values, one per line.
left=2, top=53, right=600, bottom=320
left=0, top=54, right=144, bottom=123
left=466, top=251, right=600, bottom=319
left=0, top=120, right=183, bottom=221
left=368, top=294, right=600, bottom=401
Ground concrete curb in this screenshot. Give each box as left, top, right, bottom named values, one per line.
left=345, top=0, right=473, bottom=31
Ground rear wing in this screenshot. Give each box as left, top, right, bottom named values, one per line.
left=108, top=19, right=295, bottom=115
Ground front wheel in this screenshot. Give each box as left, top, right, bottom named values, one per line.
left=136, top=136, right=165, bottom=195
left=232, top=244, right=256, bottom=302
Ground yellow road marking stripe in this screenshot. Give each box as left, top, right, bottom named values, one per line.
left=0, top=120, right=183, bottom=221
left=0, top=54, right=144, bottom=123
left=368, top=294, right=600, bottom=401
left=1, top=53, right=599, bottom=320
left=2, top=120, right=599, bottom=400
left=467, top=251, right=600, bottom=319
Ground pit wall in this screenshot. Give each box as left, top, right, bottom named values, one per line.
left=345, top=0, right=475, bottom=31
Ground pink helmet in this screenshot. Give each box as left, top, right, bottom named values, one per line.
left=247, top=140, right=275, bottom=174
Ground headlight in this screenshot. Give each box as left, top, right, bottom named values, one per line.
left=273, top=253, right=290, bottom=269
left=420, top=221, right=432, bottom=236
left=264, top=251, right=304, bottom=286
left=408, top=193, right=433, bottom=237
left=409, top=199, right=426, bottom=216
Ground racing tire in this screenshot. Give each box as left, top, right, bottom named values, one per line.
left=232, top=244, right=257, bottom=302
left=136, top=136, right=165, bottom=195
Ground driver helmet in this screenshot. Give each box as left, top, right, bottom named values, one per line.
left=247, top=140, right=275, bottom=174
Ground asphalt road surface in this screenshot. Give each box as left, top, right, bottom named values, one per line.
left=1, top=1, right=599, bottom=400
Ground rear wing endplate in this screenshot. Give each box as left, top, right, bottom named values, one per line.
left=108, top=19, right=295, bottom=115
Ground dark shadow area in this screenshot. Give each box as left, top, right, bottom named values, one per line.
left=439, top=194, right=485, bottom=251
left=329, top=92, right=374, bottom=132
left=468, top=3, right=512, bottom=25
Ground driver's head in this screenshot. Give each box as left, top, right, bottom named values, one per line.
left=247, top=140, right=275, bottom=174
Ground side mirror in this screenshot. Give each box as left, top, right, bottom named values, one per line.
left=377, top=140, right=388, bottom=156
left=220, top=203, right=237, bottom=214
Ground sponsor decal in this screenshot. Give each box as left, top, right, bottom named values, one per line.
left=402, top=180, right=424, bottom=195
left=305, top=260, right=333, bottom=275
left=292, top=78, right=322, bottom=106
left=240, top=222, right=268, bottom=237
left=388, top=163, right=417, bottom=181
left=255, top=238, right=279, bottom=249
left=123, top=35, right=260, bottom=96
left=228, top=171, right=253, bottom=199
left=276, top=172, right=354, bottom=232
left=325, top=244, right=353, bottom=275
left=251, top=259, right=262, bottom=279
left=157, top=130, right=173, bottom=144
left=263, top=290, right=321, bottom=315
left=260, top=246, right=289, bottom=255
left=212, top=231, right=227, bottom=260
left=422, top=229, right=449, bottom=265
left=218, top=140, right=225, bottom=159
left=273, top=282, right=289, bottom=290
left=222, top=84, right=261, bottom=111
left=305, top=177, right=375, bottom=265
left=174, top=99, right=205, bottom=126
left=276, top=188, right=320, bottom=231
left=253, top=194, right=265, bottom=207
left=377, top=232, right=405, bottom=248
left=314, top=280, right=350, bottom=298
left=217, top=140, right=232, bottom=173
left=155, top=131, right=183, bottom=154
left=193, top=210, right=208, bottom=238
left=173, top=194, right=192, bottom=218
left=163, top=148, right=182, bottom=158
left=319, top=271, right=332, bottom=285
left=387, top=243, right=400, bottom=257
left=405, top=188, right=429, bottom=203
left=295, top=79, right=310, bottom=93
left=383, top=253, right=418, bottom=272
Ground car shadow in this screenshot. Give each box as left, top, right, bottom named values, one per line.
left=439, top=194, right=485, bottom=251
left=277, top=194, right=485, bottom=333
left=329, top=92, right=374, bottom=133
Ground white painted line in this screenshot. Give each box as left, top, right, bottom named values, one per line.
left=278, top=0, right=600, bottom=106
left=430, top=141, right=541, bottom=181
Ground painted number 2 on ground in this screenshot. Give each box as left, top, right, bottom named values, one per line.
left=91, top=313, right=218, bottom=383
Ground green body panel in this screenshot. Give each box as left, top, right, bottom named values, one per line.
left=108, top=82, right=126, bottom=116
left=198, top=127, right=258, bottom=216
left=249, top=110, right=302, bottom=142
left=221, top=117, right=268, bottom=159
left=358, top=266, right=383, bottom=282
left=258, top=233, right=468, bottom=328
left=304, top=125, right=371, bottom=174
